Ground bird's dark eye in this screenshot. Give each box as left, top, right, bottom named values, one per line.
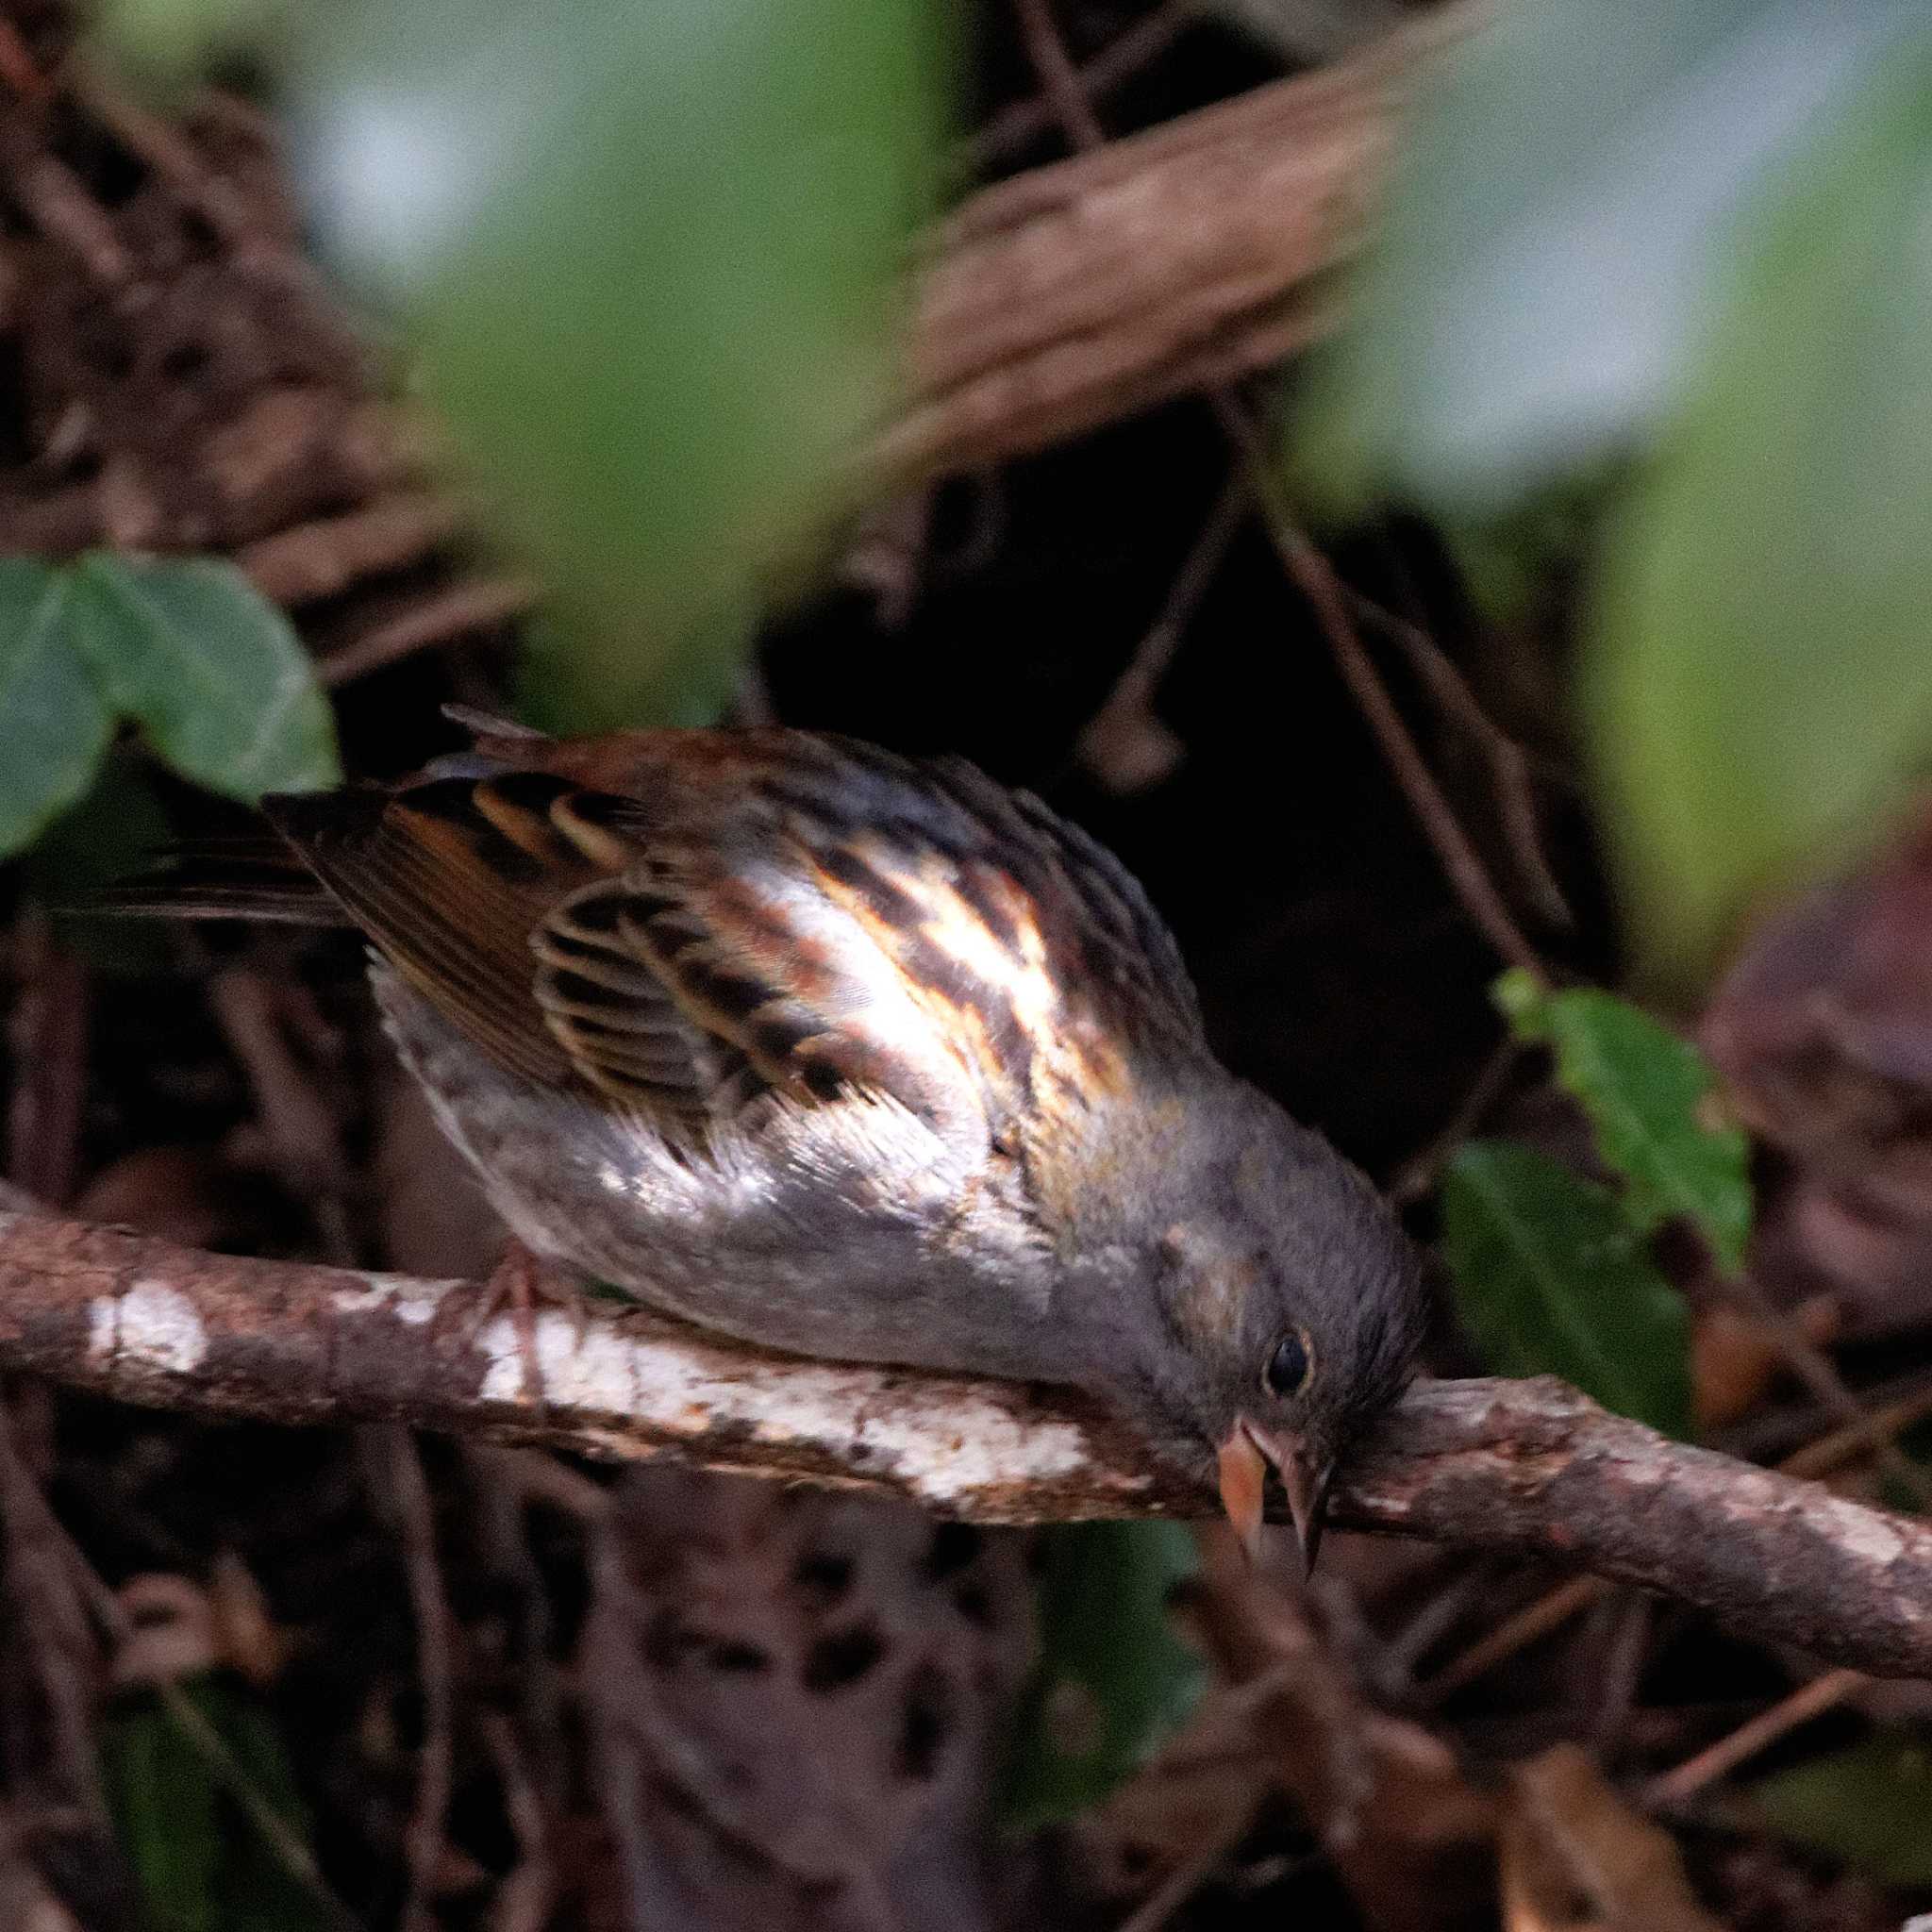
left=1263, top=1328, right=1313, bottom=1399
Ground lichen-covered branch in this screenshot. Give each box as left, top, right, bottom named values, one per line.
left=2, top=1210, right=1928, bottom=1677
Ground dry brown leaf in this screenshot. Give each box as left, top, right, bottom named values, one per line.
left=208, top=1551, right=288, bottom=1689
left=1691, top=1296, right=1841, bottom=1431
left=583, top=1465, right=1033, bottom=1932
left=111, top=1574, right=217, bottom=1689
left=1501, top=1744, right=1722, bottom=1932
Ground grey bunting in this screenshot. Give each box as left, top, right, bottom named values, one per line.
left=133, top=711, right=1427, bottom=1564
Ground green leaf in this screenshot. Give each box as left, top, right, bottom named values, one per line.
left=1441, top=1141, right=1692, bottom=1435
left=25, top=756, right=177, bottom=971
left=104, top=1692, right=223, bottom=1932
left=0, top=559, right=115, bottom=858
left=101, top=1678, right=335, bottom=1932
left=1495, top=970, right=1753, bottom=1270
left=1002, top=1521, right=1207, bottom=1829
left=67, top=555, right=339, bottom=801
left=1586, top=34, right=1932, bottom=973
left=295, top=0, right=948, bottom=726
left=1291, top=0, right=1926, bottom=515
left=1746, top=1730, right=1932, bottom=1885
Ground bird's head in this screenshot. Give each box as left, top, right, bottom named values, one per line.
left=1087, top=1079, right=1426, bottom=1568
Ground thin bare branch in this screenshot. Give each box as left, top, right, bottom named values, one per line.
left=1216, top=394, right=1546, bottom=976
left=967, top=6, right=1194, bottom=166
left=1000, top=1, right=1543, bottom=977
left=1646, top=1668, right=1865, bottom=1808
left=373, top=1428, right=456, bottom=1932
left=4, top=1212, right=1932, bottom=1678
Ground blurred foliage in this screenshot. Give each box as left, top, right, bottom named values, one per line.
left=100, top=1677, right=336, bottom=1932
left=1589, top=39, right=1932, bottom=974
left=291, top=0, right=949, bottom=729
left=1745, top=1729, right=1932, bottom=1885
left=1433, top=476, right=1606, bottom=634
left=1001, top=1521, right=1207, bottom=1829
left=1441, top=1141, right=1692, bottom=1436
left=0, top=556, right=338, bottom=859
left=1294, top=0, right=1924, bottom=512
left=1495, top=970, right=1752, bottom=1270
left=1291, top=0, right=1932, bottom=974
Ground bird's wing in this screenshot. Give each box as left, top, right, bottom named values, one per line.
left=522, top=729, right=1208, bottom=1146
left=265, top=726, right=1205, bottom=1154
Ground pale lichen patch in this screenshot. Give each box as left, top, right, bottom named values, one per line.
left=330, top=1274, right=456, bottom=1325
left=476, top=1313, right=533, bottom=1404
left=91, top=1280, right=208, bottom=1376
left=468, top=1307, right=1114, bottom=1507
left=1818, top=1492, right=1908, bottom=1571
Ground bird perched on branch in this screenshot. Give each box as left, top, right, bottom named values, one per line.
left=143, top=711, right=1425, bottom=1565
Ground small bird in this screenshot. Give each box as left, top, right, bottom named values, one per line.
left=157, top=714, right=1425, bottom=1563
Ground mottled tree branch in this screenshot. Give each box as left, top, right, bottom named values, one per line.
left=2, top=1210, right=1928, bottom=1677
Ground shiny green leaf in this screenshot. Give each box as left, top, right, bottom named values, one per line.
left=1441, top=1141, right=1692, bottom=1435
left=1747, top=1730, right=1932, bottom=1885
left=1495, top=970, right=1753, bottom=1269
left=67, top=555, right=340, bottom=801
left=1003, top=1521, right=1207, bottom=1828
left=1587, top=36, right=1932, bottom=971
left=0, top=559, right=115, bottom=858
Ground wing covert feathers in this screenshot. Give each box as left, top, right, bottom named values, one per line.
left=259, top=728, right=1204, bottom=1149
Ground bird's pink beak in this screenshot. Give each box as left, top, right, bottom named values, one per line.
left=1217, top=1419, right=1331, bottom=1573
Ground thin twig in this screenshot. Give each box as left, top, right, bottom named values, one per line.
left=1114, top=1829, right=1241, bottom=1932
left=1002, top=2, right=1545, bottom=977
left=0, top=1391, right=107, bottom=1826
left=1646, top=1668, right=1865, bottom=1809
left=0, top=1378, right=359, bottom=1926
left=1350, top=591, right=1574, bottom=930
left=1216, top=397, right=1546, bottom=976
left=480, top=1711, right=554, bottom=1932
left=236, top=492, right=466, bottom=608
left=6, top=909, right=87, bottom=1209
left=375, top=1428, right=456, bottom=1932
left=316, top=577, right=539, bottom=688
left=1390, top=1036, right=1521, bottom=1207
left=1587, top=1591, right=1651, bottom=1757
left=1076, top=473, right=1246, bottom=792
left=971, top=7, right=1197, bottom=166
left=1422, top=1574, right=1606, bottom=1705
left=1011, top=0, right=1108, bottom=148
left=1719, top=1270, right=1932, bottom=1512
